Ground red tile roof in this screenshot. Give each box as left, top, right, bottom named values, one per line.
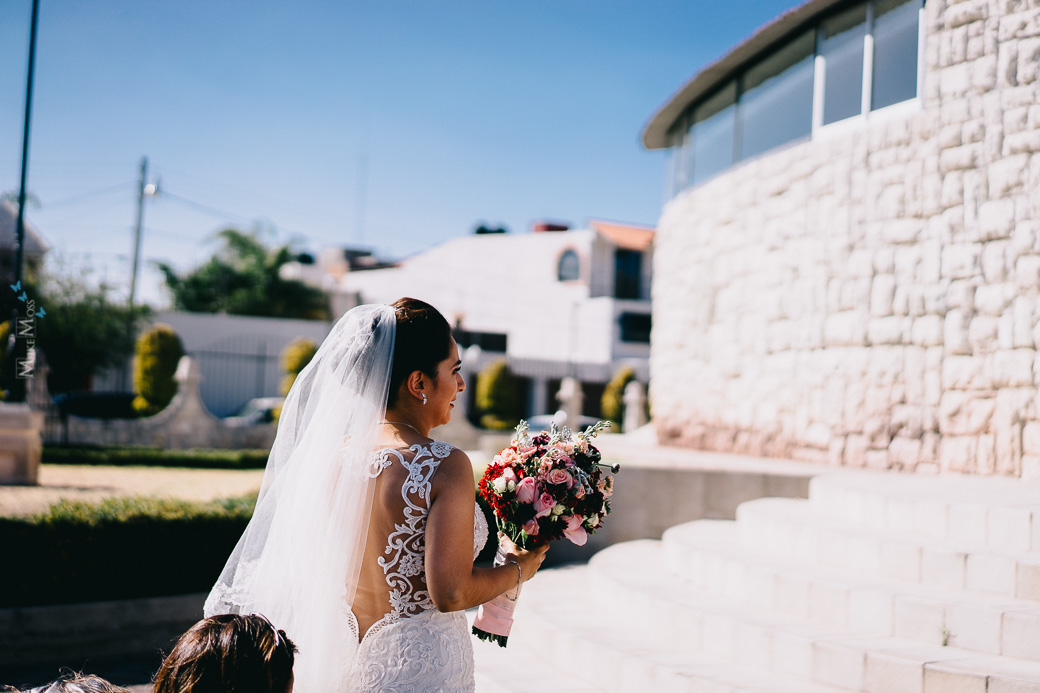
left=589, top=219, right=655, bottom=251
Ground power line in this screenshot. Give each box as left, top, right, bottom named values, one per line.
left=44, top=181, right=135, bottom=208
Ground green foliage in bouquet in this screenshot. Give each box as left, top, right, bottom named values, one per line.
left=475, top=359, right=522, bottom=430
left=601, top=365, right=636, bottom=430
left=133, top=324, right=184, bottom=416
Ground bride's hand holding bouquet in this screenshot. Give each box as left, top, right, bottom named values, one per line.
left=472, top=419, right=619, bottom=646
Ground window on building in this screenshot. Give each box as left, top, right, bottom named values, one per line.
left=665, top=0, right=922, bottom=196
left=690, top=83, right=737, bottom=185
left=557, top=249, right=580, bottom=281
left=821, top=4, right=868, bottom=124
left=738, top=31, right=815, bottom=161
left=614, top=250, right=643, bottom=299
left=872, top=0, right=921, bottom=109
left=618, top=312, right=652, bottom=343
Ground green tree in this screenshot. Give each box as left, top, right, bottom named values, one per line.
left=601, top=366, right=636, bottom=431
left=475, top=359, right=522, bottom=431
left=133, top=324, right=185, bottom=416
left=157, top=228, right=329, bottom=319
left=32, top=274, right=143, bottom=395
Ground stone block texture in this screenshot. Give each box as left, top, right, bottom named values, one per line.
left=652, top=0, right=1040, bottom=476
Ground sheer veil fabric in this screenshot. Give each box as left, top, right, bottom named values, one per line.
left=204, top=304, right=396, bottom=693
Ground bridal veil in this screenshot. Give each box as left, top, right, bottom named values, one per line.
left=204, top=304, right=396, bottom=693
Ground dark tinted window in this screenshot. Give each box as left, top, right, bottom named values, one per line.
left=619, top=312, right=652, bottom=343
left=614, top=250, right=643, bottom=299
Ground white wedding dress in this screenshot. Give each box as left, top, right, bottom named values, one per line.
left=346, top=440, right=489, bottom=692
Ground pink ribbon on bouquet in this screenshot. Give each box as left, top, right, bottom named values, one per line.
left=472, top=545, right=523, bottom=647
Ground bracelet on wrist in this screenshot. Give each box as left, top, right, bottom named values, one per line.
left=504, top=559, right=521, bottom=599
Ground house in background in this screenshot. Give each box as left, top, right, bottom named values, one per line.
left=336, top=219, right=654, bottom=421
left=0, top=201, right=49, bottom=287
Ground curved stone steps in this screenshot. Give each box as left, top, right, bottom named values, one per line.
left=735, top=496, right=1040, bottom=601
left=664, top=518, right=1040, bottom=661
left=808, top=472, right=1040, bottom=554
left=513, top=562, right=853, bottom=693
left=593, top=538, right=1040, bottom=692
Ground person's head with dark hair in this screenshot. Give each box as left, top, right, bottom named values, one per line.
left=387, top=297, right=460, bottom=409
left=10, top=672, right=131, bottom=693
left=152, top=614, right=297, bottom=693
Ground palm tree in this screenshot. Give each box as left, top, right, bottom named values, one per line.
left=157, top=228, right=329, bottom=319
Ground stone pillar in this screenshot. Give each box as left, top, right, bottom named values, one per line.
left=162, top=356, right=225, bottom=449
left=623, top=380, right=649, bottom=433
left=0, top=402, right=44, bottom=485
left=557, top=377, right=583, bottom=429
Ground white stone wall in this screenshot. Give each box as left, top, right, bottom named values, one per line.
left=652, top=0, right=1040, bottom=476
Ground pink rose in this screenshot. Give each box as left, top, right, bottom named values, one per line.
left=501, top=467, right=517, bottom=484
left=563, top=514, right=587, bottom=546
left=546, top=468, right=574, bottom=487
left=534, top=492, right=555, bottom=518
left=523, top=518, right=540, bottom=536
left=515, top=477, right=538, bottom=504
left=495, top=448, right=520, bottom=466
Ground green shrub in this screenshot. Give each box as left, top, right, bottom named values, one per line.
left=132, top=324, right=184, bottom=416
left=280, top=337, right=318, bottom=397
left=0, top=494, right=255, bottom=607
left=475, top=359, right=522, bottom=430
left=42, top=444, right=270, bottom=469
left=601, top=366, right=636, bottom=431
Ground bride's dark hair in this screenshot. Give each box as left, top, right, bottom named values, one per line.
left=387, top=297, right=453, bottom=407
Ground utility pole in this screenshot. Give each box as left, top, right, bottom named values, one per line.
left=7, top=0, right=41, bottom=404
left=128, top=156, right=148, bottom=312
left=121, top=156, right=154, bottom=392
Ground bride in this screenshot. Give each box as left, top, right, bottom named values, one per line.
left=204, top=298, right=548, bottom=692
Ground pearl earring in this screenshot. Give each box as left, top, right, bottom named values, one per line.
left=422, top=393, right=428, bottom=405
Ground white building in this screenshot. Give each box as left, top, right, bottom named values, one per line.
left=643, top=0, right=1040, bottom=476
left=338, top=220, right=654, bottom=419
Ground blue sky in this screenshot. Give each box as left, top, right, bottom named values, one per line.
left=0, top=0, right=795, bottom=307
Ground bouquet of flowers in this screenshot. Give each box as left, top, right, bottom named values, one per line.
left=472, top=419, right=619, bottom=646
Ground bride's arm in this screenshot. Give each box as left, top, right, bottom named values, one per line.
left=424, top=448, right=547, bottom=612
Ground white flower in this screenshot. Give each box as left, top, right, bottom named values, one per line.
left=507, top=479, right=517, bottom=492
left=492, top=477, right=508, bottom=494
left=552, top=503, right=566, bottom=516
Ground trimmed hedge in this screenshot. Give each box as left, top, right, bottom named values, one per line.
left=601, top=366, right=636, bottom=431
left=475, top=359, right=522, bottom=431
left=280, top=337, right=318, bottom=397
left=0, top=495, right=255, bottom=607
left=133, top=324, right=185, bottom=416
left=42, top=445, right=270, bottom=470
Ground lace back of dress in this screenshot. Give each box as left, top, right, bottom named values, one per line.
left=352, top=440, right=456, bottom=640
